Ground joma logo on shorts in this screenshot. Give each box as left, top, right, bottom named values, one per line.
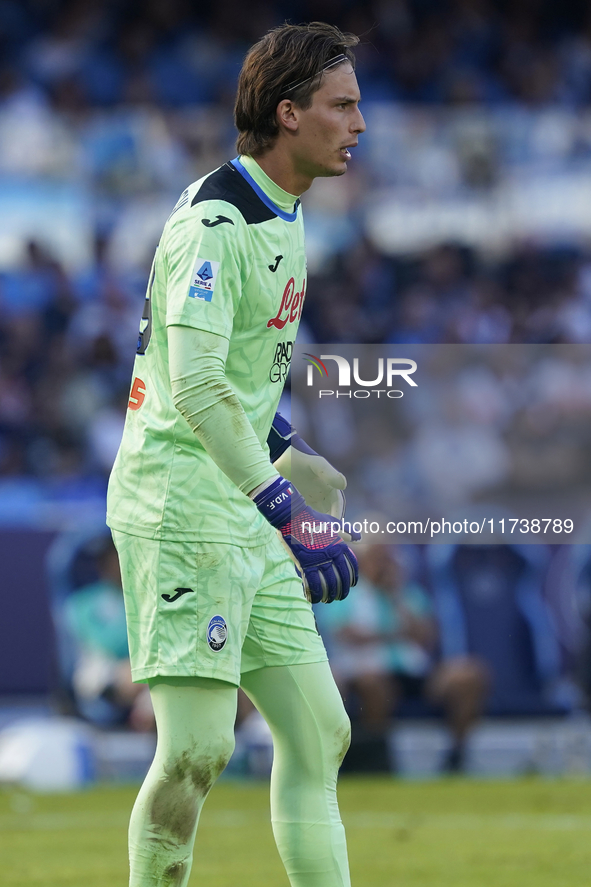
left=161, top=587, right=194, bottom=603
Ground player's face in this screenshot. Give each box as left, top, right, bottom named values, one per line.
left=291, top=64, right=365, bottom=179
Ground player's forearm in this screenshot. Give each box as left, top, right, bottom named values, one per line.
left=168, top=324, right=278, bottom=495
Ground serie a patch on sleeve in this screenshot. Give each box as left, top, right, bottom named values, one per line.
left=188, top=257, right=220, bottom=301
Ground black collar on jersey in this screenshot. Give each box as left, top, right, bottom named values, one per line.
left=191, top=161, right=300, bottom=225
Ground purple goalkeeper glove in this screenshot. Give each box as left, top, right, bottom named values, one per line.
left=254, top=477, right=360, bottom=604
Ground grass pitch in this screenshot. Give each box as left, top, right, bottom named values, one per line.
left=1, top=777, right=591, bottom=886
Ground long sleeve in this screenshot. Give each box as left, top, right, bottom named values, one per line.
left=168, top=324, right=279, bottom=495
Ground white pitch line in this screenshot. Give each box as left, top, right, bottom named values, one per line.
left=1, top=810, right=591, bottom=833
left=343, top=812, right=591, bottom=831
left=0, top=811, right=130, bottom=831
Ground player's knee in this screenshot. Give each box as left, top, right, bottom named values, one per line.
left=305, top=702, right=350, bottom=772
left=333, top=709, right=351, bottom=768
left=150, top=734, right=235, bottom=841
left=192, top=729, right=236, bottom=790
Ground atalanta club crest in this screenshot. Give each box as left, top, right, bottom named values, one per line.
left=207, top=615, right=228, bottom=651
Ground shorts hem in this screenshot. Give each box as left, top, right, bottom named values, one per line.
left=131, top=666, right=240, bottom=687
left=239, top=651, right=329, bottom=677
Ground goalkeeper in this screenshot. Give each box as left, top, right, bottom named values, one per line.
left=107, top=20, right=365, bottom=887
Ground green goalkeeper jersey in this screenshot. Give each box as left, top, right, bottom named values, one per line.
left=107, top=155, right=306, bottom=546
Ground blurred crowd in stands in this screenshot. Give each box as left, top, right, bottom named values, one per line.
left=57, top=529, right=591, bottom=771
left=4, top=1, right=591, bottom=756
left=3, top=235, right=591, bottom=522
left=4, top=0, right=591, bottom=108
left=291, top=341, right=591, bottom=537
left=3, top=0, right=591, bottom=519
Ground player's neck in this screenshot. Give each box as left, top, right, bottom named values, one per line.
left=253, top=147, right=313, bottom=197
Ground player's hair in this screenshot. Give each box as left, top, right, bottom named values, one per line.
left=235, top=22, right=359, bottom=156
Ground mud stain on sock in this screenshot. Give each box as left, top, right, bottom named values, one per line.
left=162, top=860, right=188, bottom=887
left=335, top=721, right=352, bottom=766
left=150, top=748, right=229, bottom=843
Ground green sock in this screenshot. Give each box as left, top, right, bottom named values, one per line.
left=128, top=676, right=237, bottom=887
left=242, top=661, right=352, bottom=887
left=128, top=663, right=351, bottom=887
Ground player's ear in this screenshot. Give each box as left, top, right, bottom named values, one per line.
left=276, top=99, right=299, bottom=134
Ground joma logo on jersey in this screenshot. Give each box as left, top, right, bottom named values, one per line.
left=269, top=340, right=293, bottom=383
left=267, top=278, right=305, bottom=329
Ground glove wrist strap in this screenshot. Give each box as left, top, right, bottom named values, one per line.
left=253, top=476, right=306, bottom=529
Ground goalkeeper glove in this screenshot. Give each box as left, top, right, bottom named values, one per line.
left=253, top=476, right=359, bottom=604
left=267, top=412, right=349, bottom=536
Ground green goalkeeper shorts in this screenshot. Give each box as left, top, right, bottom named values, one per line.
left=111, top=529, right=327, bottom=685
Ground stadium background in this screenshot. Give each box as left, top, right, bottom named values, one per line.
left=2, top=1, right=591, bottom=884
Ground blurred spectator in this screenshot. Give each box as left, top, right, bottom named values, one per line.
left=1, top=1, right=591, bottom=116
left=0, top=0, right=589, bottom=748
left=316, top=545, right=489, bottom=772
left=540, top=545, right=591, bottom=713
left=2, top=3, right=591, bottom=520
left=64, top=534, right=154, bottom=731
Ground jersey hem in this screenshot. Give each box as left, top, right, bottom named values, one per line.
left=106, top=515, right=273, bottom=547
